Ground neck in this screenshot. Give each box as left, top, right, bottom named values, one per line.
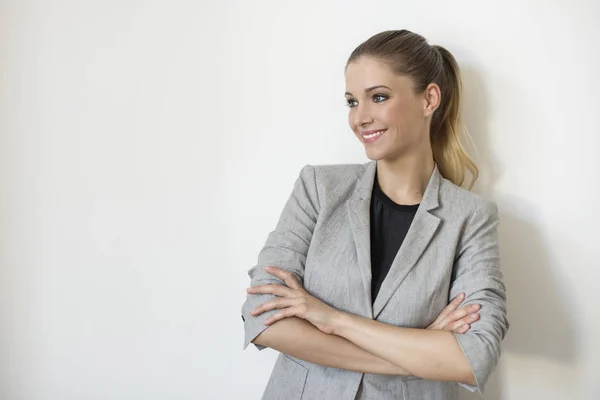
left=376, top=150, right=435, bottom=205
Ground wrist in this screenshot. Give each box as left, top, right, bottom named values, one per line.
left=330, top=310, right=352, bottom=336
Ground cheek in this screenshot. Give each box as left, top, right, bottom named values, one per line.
left=378, top=105, right=404, bottom=129
left=381, top=101, right=417, bottom=132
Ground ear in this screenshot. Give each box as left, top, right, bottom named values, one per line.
left=422, top=83, right=441, bottom=118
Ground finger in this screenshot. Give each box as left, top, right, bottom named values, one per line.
left=436, top=293, right=465, bottom=322
left=462, top=312, right=480, bottom=324
left=448, top=313, right=480, bottom=331
left=450, top=292, right=466, bottom=307
left=265, top=266, right=302, bottom=290
left=440, top=303, right=480, bottom=327
left=247, top=283, right=293, bottom=297
left=251, top=298, right=298, bottom=316
left=454, top=323, right=470, bottom=334
left=446, top=306, right=472, bottom=323
left=264, top=306, right=299, bottom=325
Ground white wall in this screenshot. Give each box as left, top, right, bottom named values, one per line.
left=1, top=1, right=598, bottom=399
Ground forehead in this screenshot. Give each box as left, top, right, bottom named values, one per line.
left=345, top=56, right=411, bottom=92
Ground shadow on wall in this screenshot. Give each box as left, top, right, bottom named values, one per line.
left=457, top=67, right=579, bottom=400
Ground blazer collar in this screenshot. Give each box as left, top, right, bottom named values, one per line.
left=354, top=160, right=441, bottom=211
left=347, top=160, right=443, bottom=319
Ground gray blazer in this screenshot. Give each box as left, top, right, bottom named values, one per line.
left=241, top=161, right=509, bottom=400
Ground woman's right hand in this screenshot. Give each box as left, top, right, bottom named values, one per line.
left=426, top=293, right=480, bottom=334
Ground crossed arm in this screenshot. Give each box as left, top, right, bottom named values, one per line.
left=240, top=166, right=508, bottom=393
left=250, top=281, right=479, bottom=378
left=247, top=267, right=477, bottom=385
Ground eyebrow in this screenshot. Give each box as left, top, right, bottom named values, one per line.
left=345, top=85, right=392, bottom=97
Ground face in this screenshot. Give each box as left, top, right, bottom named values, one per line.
left=344, top=56, right=439, bottom=162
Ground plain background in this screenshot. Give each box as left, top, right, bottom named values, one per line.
left=1, top=0, right=599, bottom=399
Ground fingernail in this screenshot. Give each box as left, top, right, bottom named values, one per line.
left=460, top=293, right=465, bottom=298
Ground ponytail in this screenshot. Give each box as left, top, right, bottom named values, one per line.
left=430, top=45, right=479, bottom=189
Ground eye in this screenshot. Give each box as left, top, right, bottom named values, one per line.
left=373, top=94, right=388, bottom=103
left=345, top=98, right=358, bottom=108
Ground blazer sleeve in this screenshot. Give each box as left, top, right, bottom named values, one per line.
left=449, top=200, right=509, bottom=394
left=241, top=165, right=320, bottom=350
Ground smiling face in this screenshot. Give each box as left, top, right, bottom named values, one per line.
left=344, top=56, right=435, bottom=162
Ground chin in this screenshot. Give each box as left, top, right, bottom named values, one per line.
left=365, top=146, right=410, bottom=163
left=364, top=146, right=393, bottom=161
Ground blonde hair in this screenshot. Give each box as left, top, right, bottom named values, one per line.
left=346, top=30, right=479, bottom=189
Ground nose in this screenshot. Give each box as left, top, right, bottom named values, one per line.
left=353, top=103, right=374, bottom=128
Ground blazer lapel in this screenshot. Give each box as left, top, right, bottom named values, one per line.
left=346, top=161, right=377, bottom=319
left=372, top=165, right=442, bottom=319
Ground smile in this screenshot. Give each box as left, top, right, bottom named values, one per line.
left=361, top=129, right=387, bottom=142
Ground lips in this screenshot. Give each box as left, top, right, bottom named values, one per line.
left=361, top=129, right=387, bottom=142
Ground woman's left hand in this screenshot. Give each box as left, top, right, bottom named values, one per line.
left=247, top=266, right=341, bottom=334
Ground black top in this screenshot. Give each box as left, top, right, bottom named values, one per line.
left=369, top=174, right=419, bottom=304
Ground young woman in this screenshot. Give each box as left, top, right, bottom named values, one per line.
left=241, top=29, right=508, bottom=400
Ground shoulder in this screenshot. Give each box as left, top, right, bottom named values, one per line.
left=299, top=162, right=367, bottom=188
left=295, top=162, right=368, bottom=206
left=311, top=162, right=367, bottom=181
left=438, top=176, right=498, bottom=222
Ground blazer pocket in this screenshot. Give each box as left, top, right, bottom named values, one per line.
left=262, top=354, right=308, bottom=400
left=402, top=378, right=456, bottom=399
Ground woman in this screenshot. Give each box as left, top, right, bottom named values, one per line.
left=241, top=29, right=508, bottom=400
